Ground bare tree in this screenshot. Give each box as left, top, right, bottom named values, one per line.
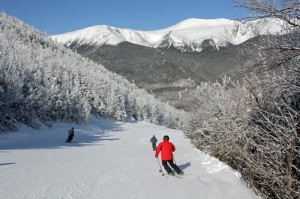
left=233, top=1, right=300, bottom=198
left=184, top=72, right=300, bottom=199
left=184, top=2, right=300, bottom=198
left=235, top=0, right=300, bottom=72
left=239, top=71, right=300, bottom=199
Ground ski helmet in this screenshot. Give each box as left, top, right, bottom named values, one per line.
left=163, top=135, right=169, bottom=141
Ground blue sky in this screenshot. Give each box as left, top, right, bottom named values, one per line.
left=1, top=0, right=247, bottom=35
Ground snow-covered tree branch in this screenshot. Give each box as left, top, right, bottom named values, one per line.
left=0, top=13, right=187, bottom=132
left=183, top=1, right=300, bottom=198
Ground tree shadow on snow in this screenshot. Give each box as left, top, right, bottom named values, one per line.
left=178, top=162, right=191, bottom=171
left=0, top=118, right=123, bottom=150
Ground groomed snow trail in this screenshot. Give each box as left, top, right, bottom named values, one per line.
left=0, top=117, right=260, bottom=199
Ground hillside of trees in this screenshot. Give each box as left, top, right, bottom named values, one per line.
left=0, top=12, right=186, bottom=132
left=1, top=1, right=299, bottom=199
left=65, top=39, right=252, bottom=112
left=183, top=1, right=300, bottom=199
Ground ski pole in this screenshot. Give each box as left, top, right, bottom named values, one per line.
left=156, top=157, right=165, bottom=176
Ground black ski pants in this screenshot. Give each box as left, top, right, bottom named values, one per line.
left=152, top=143, right=157, bottom=151
left=162, top=159, right=181, bottom=174
left=66, top=136, right=73, bottom=143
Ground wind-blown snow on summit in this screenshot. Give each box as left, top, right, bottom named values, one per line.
left=52, top=18, right=285, bottom=52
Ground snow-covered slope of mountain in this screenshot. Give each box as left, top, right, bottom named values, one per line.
left=0, top=117, right=260, bottom=199
left=52, top=18, right=285, bottom=52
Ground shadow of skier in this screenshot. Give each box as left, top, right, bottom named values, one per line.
left=178, top=162, right=191, bottom=170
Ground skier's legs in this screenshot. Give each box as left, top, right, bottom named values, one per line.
left=162, top=160, right=173, bottom=174
left=152, top=144, right=156, bottom=150
left=66, top=136, right=73, bottom=143
left=168, top=160, right=182, bottom=174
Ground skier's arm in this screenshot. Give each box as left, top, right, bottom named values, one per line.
left=155, top=143, right=162, bottom=157
left=172, top=143, right=176, bottom=152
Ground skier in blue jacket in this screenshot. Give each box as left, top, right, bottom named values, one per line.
left=150, top=135, right=157, bottom=151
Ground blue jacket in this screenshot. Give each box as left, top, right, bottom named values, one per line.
left=150, top=136, right=157, bottom=144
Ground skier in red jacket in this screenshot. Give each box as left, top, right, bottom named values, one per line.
left=155, top=135, right=183, bottom=175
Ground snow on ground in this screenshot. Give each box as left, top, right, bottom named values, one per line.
left=0, top=117, right=260, bottom=199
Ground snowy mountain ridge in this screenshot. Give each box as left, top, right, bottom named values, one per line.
left=52, top=18, right=285, bottom=52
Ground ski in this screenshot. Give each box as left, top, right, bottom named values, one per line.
left=171, top=175, right=183, bottom=179
left=164, top=174, right=183, bottom=179
left=164, top=172, right=184, bottom=178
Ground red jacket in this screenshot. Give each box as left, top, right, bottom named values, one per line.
left=155, top=140, right=175, bottom=160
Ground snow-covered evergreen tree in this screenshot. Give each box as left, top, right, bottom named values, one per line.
left=0, top=13, right=186, bottom=132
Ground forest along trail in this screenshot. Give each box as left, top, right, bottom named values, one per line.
left=0, top=117, right=260, bottom=199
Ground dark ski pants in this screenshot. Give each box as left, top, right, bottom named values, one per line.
left=162, top=159, right=181, bottom=174
left=152, top=144, right=157, bottom=151
left=66, top=136, right=73, bottom=143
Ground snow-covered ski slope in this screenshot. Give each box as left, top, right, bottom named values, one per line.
left=0, top=117, right=260, bottom=199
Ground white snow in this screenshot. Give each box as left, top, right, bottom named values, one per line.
left=51, top=18, right=286, bottom=52
left=0, top=117, right=260, bottom=199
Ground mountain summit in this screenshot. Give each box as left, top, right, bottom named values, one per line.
left=50, top=18, right=286, bottom=111
left=52, top=18, right=284, bottom=52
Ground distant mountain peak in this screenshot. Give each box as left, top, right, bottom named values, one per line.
left=52, top=18, right=286, bottom=52
left=169, top=18, right=234, bottom=29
